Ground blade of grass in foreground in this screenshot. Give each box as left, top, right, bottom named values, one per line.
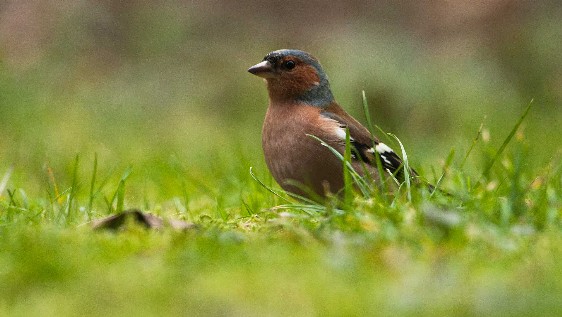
left=460, top=120, right=485, bottom=169
left=387, top=133, right=412, bottom=202
left=249, top=167, right=291, bottom=203
left=106, top=167, right=132, bottom=214
left=116, top=167, right=132, bottom=214
left=0, top=166, right=13, bottom=197
left=431, top=148, right=455, bottom=198
left=361, top=91, right=376, bottom=139
left=88, top=153, right=98, bottom=217
left=251, top=168, right=321, bottom=205
left=481, top=100, right=533, bottom=179
left=249, top=167, right=323, bottom=215
left=307, top=134, right=370, bottom=196
left=362, top=91, right=388, bottom=198
left=343, top=127, right=354, bottom=206
left=66, top=154, right=80, bottom=222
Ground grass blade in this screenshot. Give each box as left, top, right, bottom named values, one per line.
left=67, top=154, right=80, bottom=222
left=482, top=100, right=533, bottom=178
left=460, top=120, right=485, bottom=169
left=249, top=167, right=324, bottom=214
left=387, top=133, right=411, bottom=202
left=107, top=167, right=132, bottom=214
left=116, top=167, right=132, bottom=213
left=343, top=127, right=354, bottom=206
left=307, top=134, right=370, bottom=196
left=431, top=148, right=455, bottom=197
left=0, top=166, right=13, bottom=197
left=362, top=90, right=376, bottom=137
left=249, top=167, right=291, bottom=203
left=88, top=153, right=98, bottom=217
left=362, top=91, right=388, bottom=198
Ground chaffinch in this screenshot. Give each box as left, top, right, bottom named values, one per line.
left=248, top=49, right=419, bottom=199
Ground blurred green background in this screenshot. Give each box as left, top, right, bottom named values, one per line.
left=1, top=0, right=561, bottom=208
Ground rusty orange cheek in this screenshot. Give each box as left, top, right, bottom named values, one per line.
left=289, top=65, right=320, bottom=91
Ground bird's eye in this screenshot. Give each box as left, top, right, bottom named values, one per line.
left=284, top=60, right=296, bottom=70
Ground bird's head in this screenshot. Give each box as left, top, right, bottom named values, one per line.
left=248, top=49, right=334, bottom=107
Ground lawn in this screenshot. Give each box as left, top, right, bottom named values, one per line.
left=1, top=2, right=562, bottom=316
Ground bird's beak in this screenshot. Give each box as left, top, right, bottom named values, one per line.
left=248, top=60, right=276, bottom=78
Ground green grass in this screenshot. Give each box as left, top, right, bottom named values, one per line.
left=1, top=25, right=562, bottom=314
left=1, top=89, right=561, bottom=316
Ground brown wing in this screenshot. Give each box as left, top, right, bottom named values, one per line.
left=321, top=103, right=414, bottom=180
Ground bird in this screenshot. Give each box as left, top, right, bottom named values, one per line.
left=248, top=49, right=421, bottom=200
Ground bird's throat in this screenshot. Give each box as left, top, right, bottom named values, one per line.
left=267, top=80, right=334, bottom=108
